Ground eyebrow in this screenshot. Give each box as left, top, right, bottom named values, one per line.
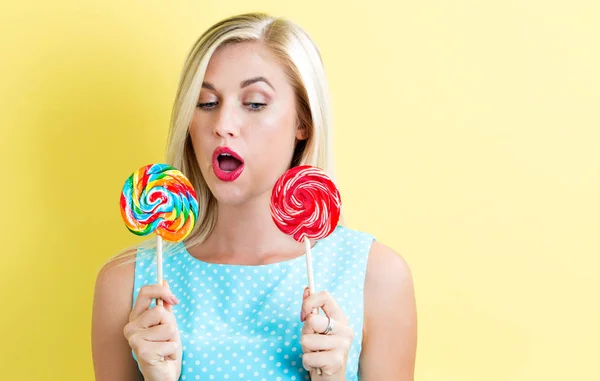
left=201, top=76, right=275, bottom=92
left=241, top=76, right=274, bottom=90
left=201, top=82, right=216, bottom=91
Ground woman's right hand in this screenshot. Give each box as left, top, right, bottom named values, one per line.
left=123, top=281, right=182, bottom=381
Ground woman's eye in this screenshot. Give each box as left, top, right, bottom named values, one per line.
left=197, top=101, right=218, bottom=109
left=245, top=102, right=267, bottom=111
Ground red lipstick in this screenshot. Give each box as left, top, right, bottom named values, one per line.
left=212, top=146, right=245, bottom=182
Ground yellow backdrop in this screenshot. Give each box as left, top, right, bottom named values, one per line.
left=1, top=1, right=598, bottom=380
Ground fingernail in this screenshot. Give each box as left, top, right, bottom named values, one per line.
left=170, top=295, right=179, bottom=304
left=300, top=310, right=306, bottom=322
left=303, top=288, right=309, bottom=299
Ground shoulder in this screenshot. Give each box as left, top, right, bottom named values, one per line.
left=365, top=240, right=413, bottom=293
left=92, top=252, right=137, bottom=335
left=92, top=250, right=137, bottom=342
left=332, top=225, right=407, bottom=271
left=363, top=239, right=416, bottom=337
left=94, top=252, right=136, bottom=303
left=332, top=225, right=415, bottom=311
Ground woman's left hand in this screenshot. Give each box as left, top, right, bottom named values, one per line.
left=300, top=287, right=354, bottom=380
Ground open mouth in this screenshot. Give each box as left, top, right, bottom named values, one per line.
left=217, top=153, right=243, bottom=172
left=212, top=147, right=245, bottom=181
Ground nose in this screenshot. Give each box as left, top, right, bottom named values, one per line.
left=213, top=103, right=241, bottom=139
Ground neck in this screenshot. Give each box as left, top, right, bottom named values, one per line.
left=195, top=192, right=304, bottom=264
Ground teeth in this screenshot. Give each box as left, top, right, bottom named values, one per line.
left=221, top=153, right=232, bottom=157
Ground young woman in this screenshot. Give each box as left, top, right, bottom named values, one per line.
left=92, top=12, right=417, bottom=381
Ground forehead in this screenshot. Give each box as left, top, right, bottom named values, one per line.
left=204, top=41, right=288, bottom=86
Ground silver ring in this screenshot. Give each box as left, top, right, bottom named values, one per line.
left=321, top=316, right=335, bottom=335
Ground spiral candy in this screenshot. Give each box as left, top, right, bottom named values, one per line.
left=270, top=165, right=341, bottom=242
left=120, top=163, right=199, bottom=242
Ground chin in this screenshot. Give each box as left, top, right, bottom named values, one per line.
left=208, top=177, right=267, bottom=207
left=202, top=160, right=276, bottom=206
left=210, top=178, right=274, bottom=208
left=212, top=188, right=249, bottom=206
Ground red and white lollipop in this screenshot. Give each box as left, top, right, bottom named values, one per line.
left=270, top=165, right=341, bottom=309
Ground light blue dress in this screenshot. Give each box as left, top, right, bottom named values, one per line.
left=132, top=226, right=375, bottom=380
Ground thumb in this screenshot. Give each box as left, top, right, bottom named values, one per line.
left=162, top=280, right=176, bottom=314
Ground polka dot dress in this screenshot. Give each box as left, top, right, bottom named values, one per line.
left=132, top=226, right=374, bottom=381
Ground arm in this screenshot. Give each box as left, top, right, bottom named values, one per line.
left=359, top=241, right=418, bottom=380
left=92, top=256, right=142, bottom=381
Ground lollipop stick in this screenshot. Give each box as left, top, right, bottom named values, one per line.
left=305, top=236, right=324, bottom=375
left=304, top=237, right=318, bottom=315
left=156, top=235, right=163, bottom=307
left=157, top=235, right=166, bottom=364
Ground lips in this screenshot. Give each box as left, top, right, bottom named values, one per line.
left=212, top=146, right=245, bottom=182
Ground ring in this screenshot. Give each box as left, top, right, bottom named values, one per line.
left=321, top=316, right=335, bottom=335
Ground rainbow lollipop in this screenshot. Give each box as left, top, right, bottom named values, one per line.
left=120, top=163, right=199, bottom=304
left=270, top=165, right=341, bottom=309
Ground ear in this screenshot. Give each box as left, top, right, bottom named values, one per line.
left=295, top=119, right=309, bottom=141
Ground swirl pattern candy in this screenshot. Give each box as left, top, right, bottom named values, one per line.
left=270, top=165, right=341, bottom=242
left=120, top=164, right=199, bottom=242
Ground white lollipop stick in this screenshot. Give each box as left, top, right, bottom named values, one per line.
left=156, top=235, right=163, bottom=306
left=304, top=236, right=323, bottom=375
left=157, top=235, right=166, bottom=363
left=305, top=238, right=323, bottom=376
left=304, top=236, right=318, bottom=315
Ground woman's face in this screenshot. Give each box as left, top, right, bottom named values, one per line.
left=189, top=41, right=307, bottom=206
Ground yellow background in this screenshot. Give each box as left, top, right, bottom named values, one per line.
left=1, top=1, right=598, bottom=380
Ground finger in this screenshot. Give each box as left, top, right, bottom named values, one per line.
left=301, top=290, right=347, bottom=324
left=162, top=290, right=175, bottom=313
left=302, top=313, right=331, bottom=335
left=306, top=287, right=319, bottom=315
left=303, top=313, right=354, bottom=341
left=153, top=340, right=180, bottom=359
left=130, top=284, right=179, bottom=321
left=124, top=305, right=174, bottom=339
left=300, top=287, right=317, bottom=319
left=139, top=305, right=176, bottom=329
left=163, top=280, right=174, bottom=313
left=132, top=321, right=180, bottom=342
left=300, top=333, right=346, bottom=352
left=301, top=350, right=345, bottom=376
left=136, top=341, right=181, bottom=365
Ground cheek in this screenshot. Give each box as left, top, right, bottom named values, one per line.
left=189, top=120, right=212, bottom=161
left=253, top=110, right=297, bottom=155
left=264, top=102, right=298, bottom=139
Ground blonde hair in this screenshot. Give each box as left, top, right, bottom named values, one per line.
left=110, top=12, right=341, bottom=265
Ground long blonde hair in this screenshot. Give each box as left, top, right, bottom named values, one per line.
left=110, top=12, right=341, bottom=265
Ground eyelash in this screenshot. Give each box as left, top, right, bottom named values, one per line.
left=196, top=102, right=267, bottom=112
left=245, top=102, right=267, bottom=112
